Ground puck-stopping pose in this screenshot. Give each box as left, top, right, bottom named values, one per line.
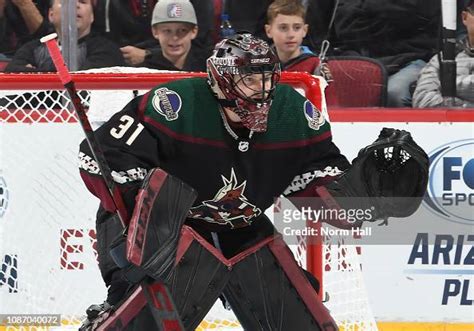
left=79, top=32, right=428, bottom=330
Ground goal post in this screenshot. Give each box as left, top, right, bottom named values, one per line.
left=0, top=70, right=376, bottom=330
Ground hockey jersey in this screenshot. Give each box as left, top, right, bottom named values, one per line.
left=79, top=77, right=349, bottom=231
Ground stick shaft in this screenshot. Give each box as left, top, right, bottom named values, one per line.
left=43, top=35, right=128, bottom=226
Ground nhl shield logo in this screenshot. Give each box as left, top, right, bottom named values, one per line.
left=304, top=100, right=325, bottom=130
left=238, top=141, right=249, bottom=152
left=152, top=87, right=182, bottom=121
left=167, top=4, right=182, bottom=18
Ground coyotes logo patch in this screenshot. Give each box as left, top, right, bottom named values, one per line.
left=189, top=169, right=261, bottom=228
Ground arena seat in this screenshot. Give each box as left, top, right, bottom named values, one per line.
left=326, top=56, right=388, bottom=107
left=0, top=59, right=11, bottom=72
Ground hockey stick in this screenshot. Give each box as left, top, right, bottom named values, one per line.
left=40, top=33, right=129, bottom=227
left=40, top=33, right=184, bottom=331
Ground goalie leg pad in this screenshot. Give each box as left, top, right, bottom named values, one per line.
left=109, top=226, right=233, bottom=331
left=126, top=168, right=198, bottom=279
left=167, top=226, right=233, bottom=330
left=222, top=236, right=338, bottom=331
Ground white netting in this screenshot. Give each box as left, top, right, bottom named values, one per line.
left=0, top=89, right=81, bottom=123
left=0, top=70, right=377, bottom=330
left=323, top=238, right=378, bottom=331
left=0, top=119, right=106, bottom=328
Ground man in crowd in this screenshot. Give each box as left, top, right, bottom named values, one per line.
left=5, top=0, right=124, bottom=72
left=413, top=0, right=474, bottom=108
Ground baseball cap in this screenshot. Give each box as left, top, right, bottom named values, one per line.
left=151, top=0, right=198, bottom=26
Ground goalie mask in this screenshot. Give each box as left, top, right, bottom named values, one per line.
left=207, top=32, right=281, bottom=132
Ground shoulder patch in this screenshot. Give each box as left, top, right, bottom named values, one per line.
left=152, top=87, right=182, bottom=121
left=304, top=100, right=325, bottom=130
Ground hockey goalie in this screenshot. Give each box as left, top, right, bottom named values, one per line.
left=78, top=32, right=429, bottom=330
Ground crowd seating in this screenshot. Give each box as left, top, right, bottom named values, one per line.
left=326, top=56, right=388, bottom=107
left=0, top=60, right=10, bottom=72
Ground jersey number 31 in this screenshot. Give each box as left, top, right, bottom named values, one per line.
left=110, top=115, right=144, bottom=146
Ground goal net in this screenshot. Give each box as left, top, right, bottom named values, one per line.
left=0, top=69, right=377, bottom=330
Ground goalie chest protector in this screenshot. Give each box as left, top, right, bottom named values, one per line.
left=138, top=77, right=334, bottom=229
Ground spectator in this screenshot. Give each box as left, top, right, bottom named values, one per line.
left=0, top=0, right=50, bottom=57
left=413, top=0, right=474, bottom=108
left=331, top=0, right=440, bottom=107
left=457, top=0, right=471, bottom=40
left=93, top=0, right=214, bottom=66
left=5, top=0, right=125, bottom=72
left=264, top=0, right=332, bottom=82
left=135, top=0, right=210, bottom=71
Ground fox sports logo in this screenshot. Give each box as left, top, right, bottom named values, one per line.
left=423, top=139, right=474, bottom=225
left=0, top=176, right=8, bottom=218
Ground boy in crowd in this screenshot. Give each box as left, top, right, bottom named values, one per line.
left=130, top=0, right=210, bottom=71
left=265, top=0, right=334, bottom=106
left=264, top=0, right=332, bottom=81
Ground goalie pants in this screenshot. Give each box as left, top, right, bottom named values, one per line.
left=123, top=219, right=337, bottom=331
left=95, top=208, right=132, bottom=305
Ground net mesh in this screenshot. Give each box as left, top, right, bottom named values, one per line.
left=0, top=90, right=81, bottom=123
left=0, top=70, right=377, bottom=330
left=323, top=238, right=378, bottom=331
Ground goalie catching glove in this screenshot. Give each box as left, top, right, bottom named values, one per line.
left=319, top=128, right=429, bottom=224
